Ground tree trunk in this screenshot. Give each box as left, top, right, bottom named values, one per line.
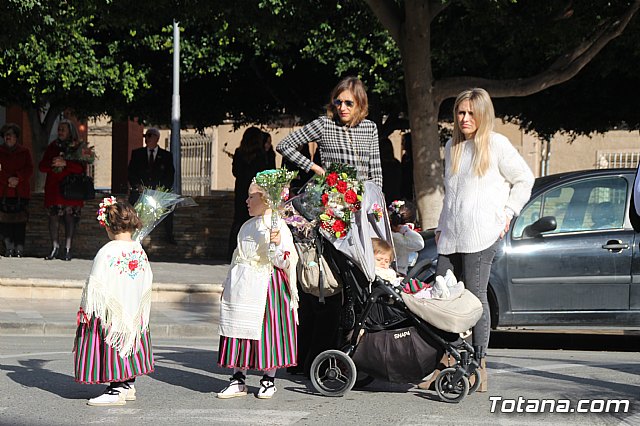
left=400, top=0, right=443, bottom=229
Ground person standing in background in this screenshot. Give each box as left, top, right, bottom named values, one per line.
left=0, top=123, right=33, bottom=257
left=127, top=127, right=176, bottom=245
left=400, top=133, right=415, bottom=201
left=39, top=119, right=85, bottom=261
left=388, top=200, right=423, bottom=275
left=379, top=137, right=402, bottom=204
left=227, top=127, right=271, bottom=260
left=263, top=131, right=277, bottom=169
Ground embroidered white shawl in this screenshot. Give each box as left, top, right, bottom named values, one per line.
left=80, top=240, right=153, bottom=358
left=219, top=213, right=299, bottom=340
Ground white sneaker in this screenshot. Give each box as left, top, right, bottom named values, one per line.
left=124, top=384, right=136, bottom=401
left=87, top=386, right=127, bottom=406
left=256, top=378, right=277, bottom=399
left=217, top=379, right=248, bottom=399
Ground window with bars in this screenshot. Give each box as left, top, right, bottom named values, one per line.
left=597, top=151, right=640, bottom=169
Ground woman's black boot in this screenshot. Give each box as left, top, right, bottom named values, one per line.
left=62, top=248, right=72, bottom=261
left=45, top=247, right=59, bottom=260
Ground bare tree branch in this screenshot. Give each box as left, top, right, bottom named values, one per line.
left=435, top=0, right=640, bottom=102
left=429, top=0, right=453, bottom=23
left=365, top=0, right=402, bottom=44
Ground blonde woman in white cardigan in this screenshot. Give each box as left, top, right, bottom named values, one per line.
left=420, top=88, right=534, bottom=393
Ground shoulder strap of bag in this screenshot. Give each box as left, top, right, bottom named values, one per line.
left=314, top=230, right=326, bottom=303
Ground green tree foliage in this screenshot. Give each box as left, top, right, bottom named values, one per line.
left=1, top=0, right=639, bottom=221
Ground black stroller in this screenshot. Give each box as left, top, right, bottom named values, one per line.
left=288, top=182, right=482, bottom=403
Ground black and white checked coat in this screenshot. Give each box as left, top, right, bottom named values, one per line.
left=276, top=116, right=383, bottom=188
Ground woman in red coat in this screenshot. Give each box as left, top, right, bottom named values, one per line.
left=0, top=123, right=33, bottom=257
left=39, top=119, right=86, bottom=261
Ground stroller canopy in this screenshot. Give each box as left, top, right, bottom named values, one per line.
left=291, top=180, right=393, bottom=283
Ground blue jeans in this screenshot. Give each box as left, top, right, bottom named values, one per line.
left=436, top=240, right=499, bottom=351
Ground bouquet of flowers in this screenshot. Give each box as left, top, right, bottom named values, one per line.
left=132, top=187, right=195, bottom=242
left=315, top=163, right=363, bottom=239
left=54, top=140, right=97, bottom=173
left=253, top=168, right=298, bottom=260
left=371, top=203, right=383, bottom=222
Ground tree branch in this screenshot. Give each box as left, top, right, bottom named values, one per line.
left=365, top=0, right=403, bottom=44
left=429, top=0, right=453, bottom=23
left=435, top=0, right=640, bottom=101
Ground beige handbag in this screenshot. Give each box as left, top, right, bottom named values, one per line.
left=295, top=241, right=342, bottom=299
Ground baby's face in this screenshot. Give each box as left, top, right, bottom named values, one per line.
left=375, top=253, right=392, bottom=269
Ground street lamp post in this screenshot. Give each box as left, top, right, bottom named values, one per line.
left=171, top=19, right=182, bottom=194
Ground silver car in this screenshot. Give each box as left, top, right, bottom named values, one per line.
left=410, top=168, right=640, bottom=330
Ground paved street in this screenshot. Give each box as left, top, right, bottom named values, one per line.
left=1, top=256, right=639, bottom=425
left=1, top=336, right=639, bottom=425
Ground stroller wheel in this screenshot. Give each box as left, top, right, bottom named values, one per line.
left=468, top=369, right=481, bottom=394
left=435, top=367, right=469, bottom=403
left=310, top=349, right=357, bottom=397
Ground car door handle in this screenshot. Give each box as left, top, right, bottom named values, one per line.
left=601, top=240, right=629, bottom=251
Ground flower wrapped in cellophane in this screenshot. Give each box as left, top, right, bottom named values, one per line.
left=132, top=187, right=196, bottom=242
left=253, top=168, right=298, bottom=260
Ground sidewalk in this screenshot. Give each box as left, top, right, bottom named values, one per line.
left=0, top=256, right=229, bottom=337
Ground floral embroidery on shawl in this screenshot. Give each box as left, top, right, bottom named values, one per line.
left=108, top=249, right=148, bottom=279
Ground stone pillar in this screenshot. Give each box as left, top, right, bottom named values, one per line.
left=112, top=120, right=144, bottom=194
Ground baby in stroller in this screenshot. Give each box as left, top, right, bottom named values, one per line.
left=372, top=238, right=464, bottom=300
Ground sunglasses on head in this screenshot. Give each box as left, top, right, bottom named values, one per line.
left=333, top=99, right=355, bottom=108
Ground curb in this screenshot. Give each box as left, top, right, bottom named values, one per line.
left=0, top=321, right=217, bottom=338
left=0, top=278, right=224, bottom=302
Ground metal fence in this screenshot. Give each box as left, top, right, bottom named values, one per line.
left=180, top=133, right=213, bottom=196
left=597, top=151, right=640, bottom=169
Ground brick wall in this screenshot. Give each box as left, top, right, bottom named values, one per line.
left=12, top=191, right=235, bottom=261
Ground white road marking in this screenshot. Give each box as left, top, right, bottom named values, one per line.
left=492, top=363, right=585, bottom=375
left=0, top=351, right=68, bottom=359
left=83, top=409, right=309, bottom=425
left=0, top=347, right=211, bottom=360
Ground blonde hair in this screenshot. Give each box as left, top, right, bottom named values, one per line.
left=248, top=182, right=269, bottom=205
left=372, top=238, right=394, bottom=261
left=326, top=76, right=369, bottom=126
left=450, top=88, right=495, bottom=176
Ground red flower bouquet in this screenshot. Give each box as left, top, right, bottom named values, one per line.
left=315, top=163, right=363, bottom=238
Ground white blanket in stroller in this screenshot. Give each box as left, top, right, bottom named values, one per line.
left=401, top=289, right=483, bottom=334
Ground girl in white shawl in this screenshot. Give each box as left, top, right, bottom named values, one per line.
left=217, top=180, right=298, bottom=400
left=73, top=198, right=154, bottom=406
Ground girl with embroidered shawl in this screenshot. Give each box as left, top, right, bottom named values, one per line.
left=217, top=180, right=299, bottom=400
left=73, top=198, right=154, bottom=406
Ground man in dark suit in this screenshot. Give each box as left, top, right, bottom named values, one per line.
left=128, top=127, right=177, bottom=244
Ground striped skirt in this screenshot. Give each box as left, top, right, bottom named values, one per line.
left=218, top=267, right=297, bottom=371
left=73, top=316, right=154, bottom=384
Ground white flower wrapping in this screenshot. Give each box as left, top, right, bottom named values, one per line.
left=132, top=188, right=195, bottom=242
